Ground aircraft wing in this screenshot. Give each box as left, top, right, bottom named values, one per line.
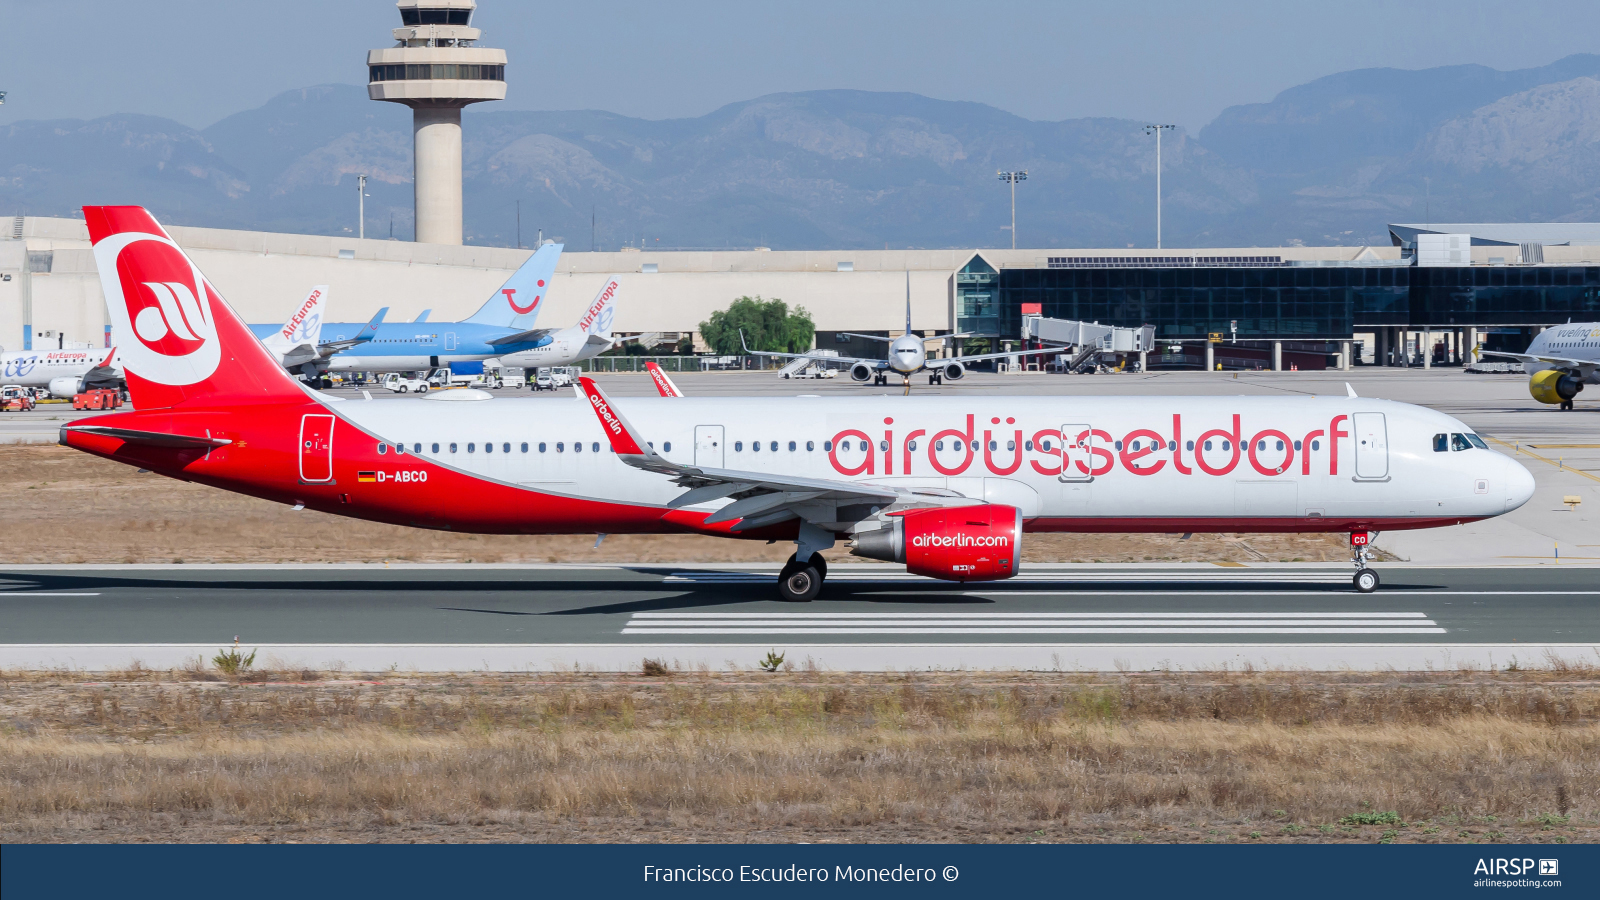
left=738, top=331, right=886, bottom=369
left=1480, top=349, right=1599, bottom=377
left=316, top=307, right=389, bottom=356
left=578, top=377, right=965, bottom=531
left=940, top=345, right=1068, bottom=366
left=83, top=346, right=121, bottom=383
left=486, top=327, right=557, bottom=346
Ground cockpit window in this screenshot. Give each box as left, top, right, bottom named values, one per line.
left=1451, top=433, right=1478, bottom=451
left=1465, top=433, right=1488, bottom=450
left=1432, top=434, right=1448, bottom=452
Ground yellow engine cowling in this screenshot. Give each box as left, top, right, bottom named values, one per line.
left=1529, top=368, right=1584, bottom=404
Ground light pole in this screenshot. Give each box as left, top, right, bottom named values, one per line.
left=357, top=174, right=369, bottom=240
left=1144, top=124, right=1175, bottom=248
left=997, top=170, right=1027, bottom=250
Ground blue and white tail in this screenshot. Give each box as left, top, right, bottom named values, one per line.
left=465, top=243, right=563, bottom=328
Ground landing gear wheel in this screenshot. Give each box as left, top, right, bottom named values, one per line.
left=777, top=561, right=822, bottom=602
left=1354, top=568, right=1380, bottom=593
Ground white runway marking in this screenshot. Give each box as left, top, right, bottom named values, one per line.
left=621, top=611, right=1446, bottom=635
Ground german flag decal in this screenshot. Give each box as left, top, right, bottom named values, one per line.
left=358, top=471, right=377, bottom=483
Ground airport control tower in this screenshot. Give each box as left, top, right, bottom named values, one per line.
left=368, top=0, right=506, bottom=245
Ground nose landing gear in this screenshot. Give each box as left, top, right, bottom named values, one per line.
left=1350, top=531, right=1380, bottom=592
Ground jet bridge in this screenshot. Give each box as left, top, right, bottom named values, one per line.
left=1021, top=315, right=1155, bottom=372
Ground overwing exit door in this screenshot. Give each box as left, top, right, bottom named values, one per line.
left=444, top=332, right=457, bottom=351
left=1059, top=423, right=1097, bottom=482
left=1352, top=412, right=1388, bottom=479
left=299, top=414, right=335, bottom=483
left=694, top=425, right=724, bottom=468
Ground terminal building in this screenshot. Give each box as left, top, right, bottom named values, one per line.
left=2, top=214, right=1597, bottom=369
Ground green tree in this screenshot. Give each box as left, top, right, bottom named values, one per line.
left=698, top=296, right=814, bottom=355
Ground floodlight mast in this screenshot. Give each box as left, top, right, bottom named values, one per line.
left=997, top=170, right=1028, bottom=250
left=1144, top=125, right=1175, bottom=249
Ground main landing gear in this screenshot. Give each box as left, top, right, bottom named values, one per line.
left=777, top=552, right=827, bottom=602
left=776, top=523, right=836, bottom=602
left=1350, top=531, right=1380, bottom=593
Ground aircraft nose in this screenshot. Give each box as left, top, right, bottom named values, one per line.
left=1503, top=456, right=1536, bottom=512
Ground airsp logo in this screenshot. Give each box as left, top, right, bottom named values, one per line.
left=94, top=231, right=221, bottom=386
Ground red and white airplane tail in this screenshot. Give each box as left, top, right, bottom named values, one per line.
left=85, top=206, right=306, bottom=409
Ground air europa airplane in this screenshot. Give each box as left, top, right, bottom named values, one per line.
left=64, top=207, right=1535, bottom=600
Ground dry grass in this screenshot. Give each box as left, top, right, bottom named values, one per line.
left=2, top=444, right=1359, bottom=564
left=1, top=669, right=1595, bottom=843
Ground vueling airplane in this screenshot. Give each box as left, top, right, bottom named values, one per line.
left=1482, top=323, right=1600, bottom=410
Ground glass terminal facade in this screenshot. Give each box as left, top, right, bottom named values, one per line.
left=972, top=257, right=1600, bottom=341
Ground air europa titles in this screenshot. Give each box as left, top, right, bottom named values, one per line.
left=280, top=289, right=322, bottom=340
left=827, top=414, right=1352, bottom=479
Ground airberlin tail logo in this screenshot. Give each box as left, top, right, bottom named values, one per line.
left=93, top=231, right=222, bottom=386
left=505, top=279, right=545, bottom=315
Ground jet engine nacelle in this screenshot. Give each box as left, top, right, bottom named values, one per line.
left=940, top=361, right=966, bottom=381
left=849, top=505, right=1022, bottom=581
left=48, top=376, right=83, bottom=399
left=1530, top=368, right=1584, bottom=404
left=850, top=362, right=876, bottom=383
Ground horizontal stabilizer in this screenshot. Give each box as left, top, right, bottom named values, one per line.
left=63, top=425, right=232, bottom=449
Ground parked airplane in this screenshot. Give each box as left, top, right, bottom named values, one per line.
left=249, top=243, right=564, bottom=377
left=0, top=345, right=122, bottom=398
left=490, top=277, right=622, bottom=370
left=64, top=207, right=1535, bottom=601
left=1481, top=323, right=1600, bottom=410
left=743, top=274, right=1051, bottom=391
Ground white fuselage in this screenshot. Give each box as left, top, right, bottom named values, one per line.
left=0, top=349, right=118, bottom=390
left=495, top=326, right=609, bottom=369
left=332, top=393, right=1533, bottom=529
left=887, top=334, right=928, bottom=374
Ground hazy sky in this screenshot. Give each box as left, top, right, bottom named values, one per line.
left=3, top=0, right=1598, bottom=132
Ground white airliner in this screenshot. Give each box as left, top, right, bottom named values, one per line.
left=0, top=345, right=122, bottom=398
left=64, top=206, right=1536, bottom=604
left=1481, top=322, right=1600, bottom=410
left=490, top=277, right=622, bottom=369
left=744, top=274, right=1052, bottom=390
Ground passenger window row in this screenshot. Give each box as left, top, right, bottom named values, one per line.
left=375, top=440, right=674, bottom=456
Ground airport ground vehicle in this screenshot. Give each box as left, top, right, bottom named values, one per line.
left=381, top=373, right=430, bottom=394
left=1, top=384, right=36, bottom=411
left=530, top=366, right=577, bottom=390
left=62, top=207, right=1538, bottom=600
left=72, top=388, right=123, bottom=410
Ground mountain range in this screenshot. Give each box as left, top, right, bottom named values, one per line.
left=3, top=54, right=1598, bottom=249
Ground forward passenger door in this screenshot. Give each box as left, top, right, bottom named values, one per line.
left=1353, top=412, right=1389, bottom=479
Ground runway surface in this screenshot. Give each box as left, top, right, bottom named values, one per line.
left=2, top=563, right=1595, bottom=671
